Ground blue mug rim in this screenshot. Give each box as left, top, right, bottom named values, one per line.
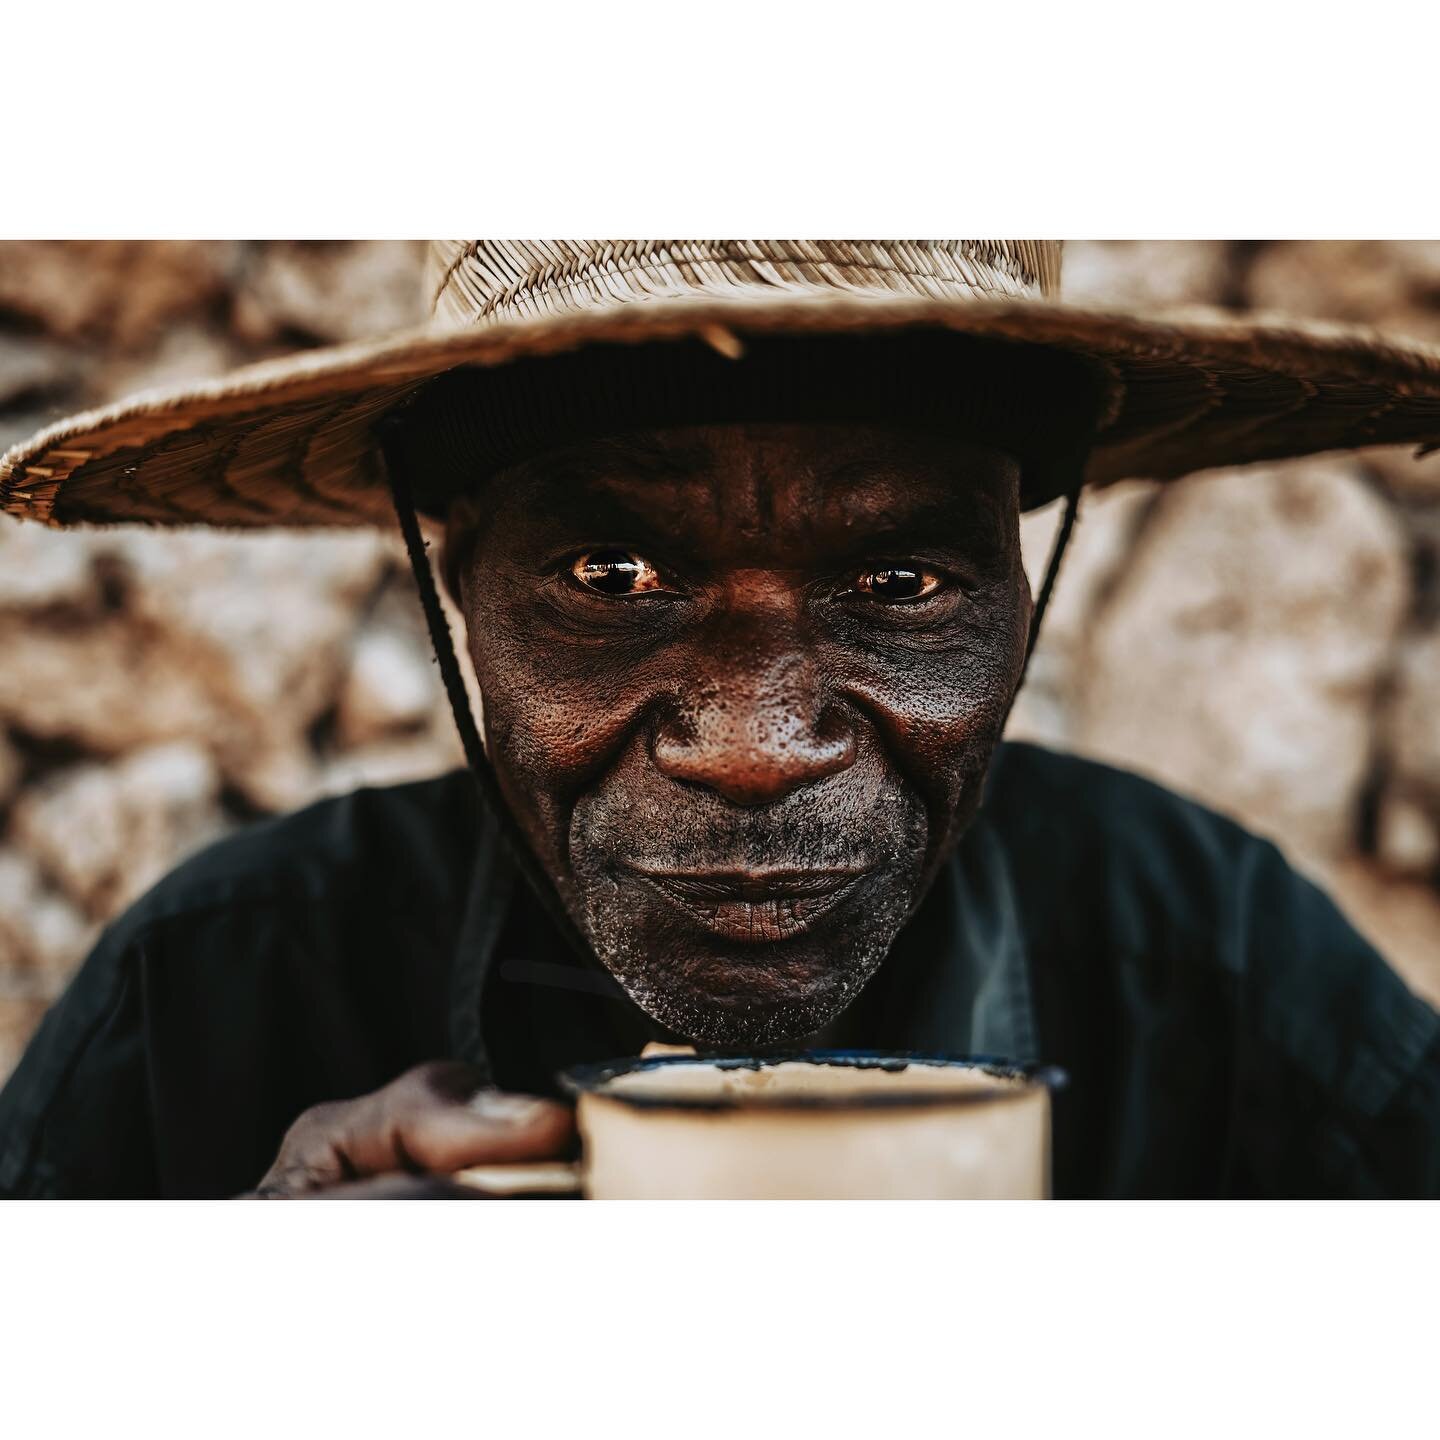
left=558, top=1049, right=1068, bottom=1113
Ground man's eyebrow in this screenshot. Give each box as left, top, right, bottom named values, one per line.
left=515, top=477, right=702, bottom=556
left=833, top=499, right=1009, bottom=557
left=824, top=452, right=1012, bottom=508
left=526, top=434, right=715, bottom=485
left=817, top=467, right=1012, bottom=551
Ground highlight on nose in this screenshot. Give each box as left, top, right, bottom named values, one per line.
left=652, top=689, right=858, bottom=806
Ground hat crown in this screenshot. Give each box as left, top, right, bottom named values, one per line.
left=426, top=240, right=1063, bottom=328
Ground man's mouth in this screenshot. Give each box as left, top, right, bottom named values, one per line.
left=623, top=864, right=870, bottom=944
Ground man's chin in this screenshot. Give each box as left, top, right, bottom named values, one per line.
left=573, top=866, right=923, bottom=1046
left=610, top=944, right=879, bottom=1047
left=625, top=981, right=854, bottom=1049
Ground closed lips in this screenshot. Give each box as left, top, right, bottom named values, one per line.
left=624, top=866, right=869, bottom=943
left=631, top=868, right=867, bottom=901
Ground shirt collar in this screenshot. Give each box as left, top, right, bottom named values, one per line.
left=865, top=813, right=1039, bottom=1063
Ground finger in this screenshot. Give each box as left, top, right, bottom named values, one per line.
left=253, top=1101, right=354, bottom=1197
left=251, top=1064, right=575, bottom=1197
left=341, top=1087, right=575, bottom=1177
left=251, top=1065, right=489, bottom=1196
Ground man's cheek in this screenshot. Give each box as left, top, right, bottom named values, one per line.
left=477, top=668, right=655, bottom=862
left=841, top=659, right=1010, bottom=794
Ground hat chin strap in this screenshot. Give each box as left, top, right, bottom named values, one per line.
left=384, top=450, right=1081, bottom=964
left=384, top=451, right=597, bottom=966
left=1025, top=482, right=1082, bottom=668
left=1001, top=477, right=1083, bottom=738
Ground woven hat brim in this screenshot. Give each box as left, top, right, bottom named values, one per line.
left=4, top=291, right=1440, bottom=528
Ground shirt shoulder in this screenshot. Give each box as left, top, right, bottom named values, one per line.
left=0, top=770, right=487, bottom=1197
left=982, top=739, right=1271, bottom=954
left=102, top=768, right=483, bottom=948
left=983, top=741, right=1439, bottom=1194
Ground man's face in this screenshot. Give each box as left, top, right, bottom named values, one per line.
left=444, top=422, right=1031, bottom=1046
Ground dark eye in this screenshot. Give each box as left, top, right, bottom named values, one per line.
left=571, top=548, right=666, bottom=596
left=851, top=565, right=945, bottom=602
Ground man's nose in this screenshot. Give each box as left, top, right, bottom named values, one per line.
left=652, top=649, right=857, bottom=807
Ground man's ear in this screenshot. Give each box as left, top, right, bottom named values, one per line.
left=440, top=497, right=484, bottom=610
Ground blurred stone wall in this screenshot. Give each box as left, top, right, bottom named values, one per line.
left=0, top=242, right=463, bottom=1078
left=1, top=240, right=1438, bottom=1084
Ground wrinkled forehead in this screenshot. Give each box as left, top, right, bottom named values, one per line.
left=465, top=423, right=1021, bottom=564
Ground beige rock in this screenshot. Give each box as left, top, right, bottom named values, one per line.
left=1385, top=629, right=1440, bottom=804
left=0, top=526, right=425, bottom=803
left=11, top=742, right=224, bottom=919
left=230, top=240, right=428, bottom=345
left=0, top=332, right=79, bottom=408
left=336, top=625, right=442, bottom=748
left=0, top=241, right=236, bottom=348
left=1070, top=459, right=1409, bottom=858
left=0, top=517, right=100, bottom=610
left=1008, top=480, right=1160, bottom=748
left=317, top=730, right=463, bottom=799
left=0, top=847, right=95, bottom=987
left=1245, top=240, right=1440, bottom=343
left=0, top=729, right=19, bottom=809
left=0, top=615, right=210, bottom=753
left=1361, top=445, right=1440, bottom=505
left=1061, top=240, right=1233, bottom=309
left=96, top=528, right=390, bottom=807
left=96, top=323, right=242, bottom=402
left=1321, top=859, right=1440, bottom=1011
left=0, top=997, right=54, bottom=1088
left=1021, top=480, right=1162, bottom=647
left=1375, top=791, right=1440, bottom=879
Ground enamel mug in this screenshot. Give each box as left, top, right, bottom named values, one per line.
left=560, top=1051, right=1066, bottom=1199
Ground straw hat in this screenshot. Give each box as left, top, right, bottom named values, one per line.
left=4, top=239, right=1440, bottom=529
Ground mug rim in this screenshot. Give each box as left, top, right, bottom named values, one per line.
left=558, top=1050, right=1068, bottom=1113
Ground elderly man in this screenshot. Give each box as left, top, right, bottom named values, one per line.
left=1, top=240, right=1437, bottom=1198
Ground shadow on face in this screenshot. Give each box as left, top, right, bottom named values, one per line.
left=443, top=422, right=1032, bottom=1046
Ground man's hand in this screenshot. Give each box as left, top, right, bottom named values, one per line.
left=250, top=1061, right=574, bottom=1198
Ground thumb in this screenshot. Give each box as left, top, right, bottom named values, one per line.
left=382, top=1088, right=576, bottom=1174
left=330, top=1065, right=574, bottom=1179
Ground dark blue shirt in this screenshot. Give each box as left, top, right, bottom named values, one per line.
left=2, top=742, right=1436, bottom=1198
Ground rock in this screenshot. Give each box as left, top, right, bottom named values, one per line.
left=1384, top=629, right=1440, bottom=805
left=0, top=847, right=95, bottom=987
left=0, top=332, right=80, bottom=409
left=1020, top=480, right=1161, bottom=648
left=1007, top=480, right=1161, bottom=748
left=0, top=730, right=18, bottom=809
left=0, top=529, right=394, bottom=813
left=336, top=625, right=443, bottom=748
left=95, top=528, right=391, bottom=808
left=0, top=241, right=236, bottom=348
left=0, top=240, right=440, bottom=1073
left=317, top=730, right=463, bottom=799
left=10, top=743, right=224, bottom=919
left=231, top=240, right=428, bottom=345
left=96, top=324, right=242, bottom=401
left=1070, top=459, right=1409, bottom=858
left=1245, top=240, right=1440, bottom=343
left=1061, top=240, right=1233, bottom=310
left=1321, top=859, right=1440, bottom=1011
left=0, top=997, right=54, bottom=1087
left=0, top=517, right=101, bottom=610
left=0, top=614, right=223, bottom=755
left=1362, top=447, right=1440, bottom=506
left=1375, top=791, right=1440, bottom=879
left=1376, top=625, right=1440, bottom=881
